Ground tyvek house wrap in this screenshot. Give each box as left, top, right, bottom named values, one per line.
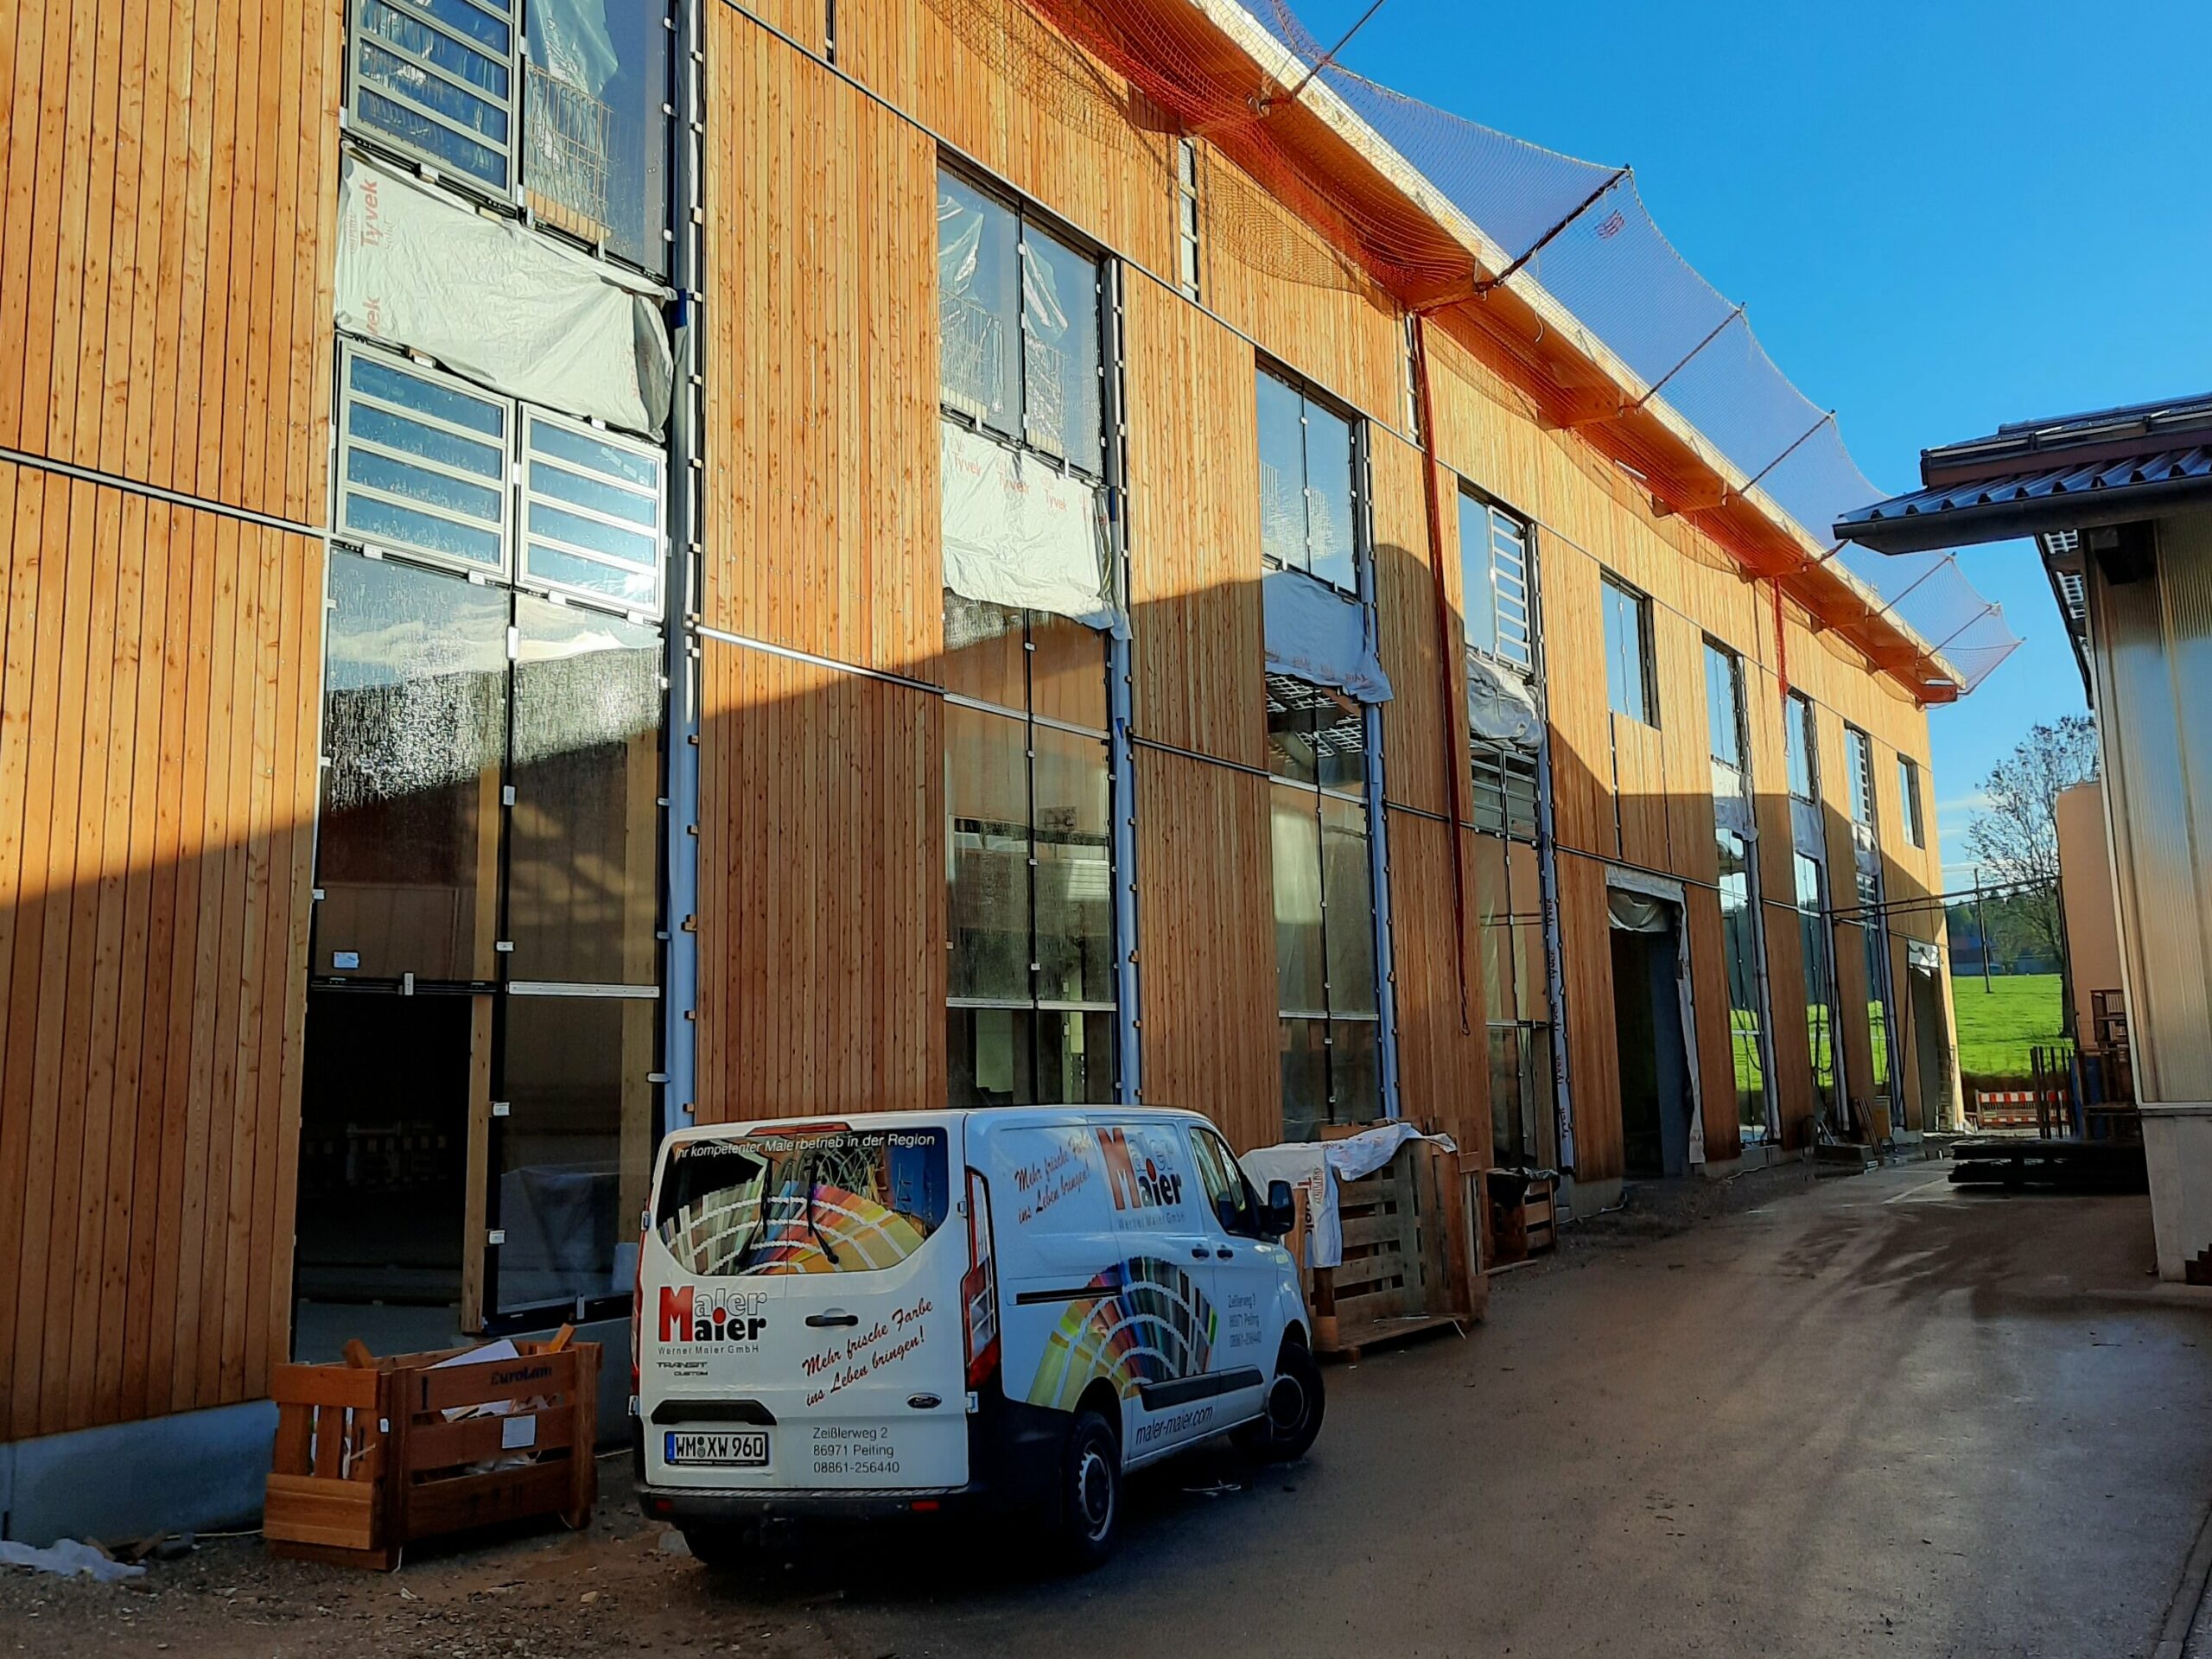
left=335, top=156, right=673, bottom=437
left=939, top=419, right=1122, bottom=632
left=1262, top=567, right=1392, bottom=703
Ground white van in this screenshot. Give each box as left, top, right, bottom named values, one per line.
left=632, top=1107, right=1321, bottom=1567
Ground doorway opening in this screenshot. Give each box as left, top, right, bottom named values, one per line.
left=294, top=988, right=482, bottom=1359
left=1908, top=960, right=1951, bottom=1132
left=1610, top=890, right=1694, bottom=1180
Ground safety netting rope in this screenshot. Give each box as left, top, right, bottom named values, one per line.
left=1245, top=0, right=2022, bottom=692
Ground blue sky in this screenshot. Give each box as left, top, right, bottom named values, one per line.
left=1275, top=0, right=2212, bottom=882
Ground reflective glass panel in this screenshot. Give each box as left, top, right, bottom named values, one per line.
left=1321, top=795, right=1376, bottom=1016
left=1280, top=1018, right=1328, bottom=1143
left=316, top=553, right=509, bottom=982
left=1256, top=372, right=1306, bottom=572
left=1270, top=786, right=1325, bottom=1017
left=1303, top=401, right=1357, bottom=594
left=493, top=993, right=657, bottom=1316
left=1033, top=726, right=1113, bottom=1006
left=938, top=175, right=1020, bottom=434
left=1020, top=226, right=1103, bottom=472
left=945, top=705, right=1030, bottom=1001
left=507, top=597, right=663, bottom=984
left=949, top=1005, right=1034, bottom=1108
left=522, top=0, right=671, bottom=274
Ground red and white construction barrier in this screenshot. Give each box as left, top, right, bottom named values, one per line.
left=1973, top=1090, right=2064, bottom=1129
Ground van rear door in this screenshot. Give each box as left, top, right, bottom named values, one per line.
left=642, top=1121, right=967, bottom=1493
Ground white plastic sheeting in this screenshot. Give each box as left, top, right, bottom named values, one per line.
left=335, top=156, right=673, bottom=437
left=1262, top=569, right=1392, bottom=703
left=939, top=420, right=1121, bottom=632
left=0, top=1538, right=145, bottom=1582
left=1240, top=1122, right=1454, bottom=1269
left=1466, top=653, right=1541, bottom=748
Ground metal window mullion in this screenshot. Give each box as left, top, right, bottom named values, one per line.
left=360, top=21, right=511, bottom=108
left=356, top=65, right=512, bottom=162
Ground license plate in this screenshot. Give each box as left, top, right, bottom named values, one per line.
left=664, top=1429, right=770, bottom=1467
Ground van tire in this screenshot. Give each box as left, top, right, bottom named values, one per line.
left=1233, top=1339, right=1325, bottom=1463
left=1053, top=1409, right=1122, bottom=1569
left=679, top=1525, right=750, bottom=1570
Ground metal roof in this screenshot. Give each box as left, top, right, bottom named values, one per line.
left=1834, top=394, right=2212, bottom=554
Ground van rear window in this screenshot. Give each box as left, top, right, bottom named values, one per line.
left=655, top=1127, right=950, bottom=1276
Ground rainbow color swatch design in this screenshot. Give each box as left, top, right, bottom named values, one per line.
left=1027, top=1257, right=1218, bottom=1409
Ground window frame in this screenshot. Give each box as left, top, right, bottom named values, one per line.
left=1702, top=638, right=1746, bottom=770
left=1255, top=359, right=1367, bottom=601
left=1784, top=690, right=1819, bottom=802
left=336, top=340, right=515, bottom=581
left=1174, top=137, right=1202, bottom=302
left=1459, top=484, right=1535, bottom=671
left=1845, top=724, right=1878, bottom=827
left=1601, top=573, right=1657, bottom=726
left=1897, top=754, right=1926, bottom=849
left=936, top=164, right=1109, bottom=482
left=518, top=406, right=669, bottom=613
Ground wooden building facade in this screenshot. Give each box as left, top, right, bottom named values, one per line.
left=0, top=0, right=1959, bottom=1541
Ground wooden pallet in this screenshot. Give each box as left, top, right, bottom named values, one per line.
left=1303, top=1128, right=1482, bottom=1359
left=264, top=1338, right=598, bottom=1571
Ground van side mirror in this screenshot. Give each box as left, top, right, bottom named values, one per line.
left=1262, top=1179, right=1297, bottom=1239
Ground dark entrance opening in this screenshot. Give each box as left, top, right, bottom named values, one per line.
left=1909, top=963, right=1950, bottom=1133
left=1611, top=905, right=1693, bottom=1180
left=293, top=988, right=474, bottom=1358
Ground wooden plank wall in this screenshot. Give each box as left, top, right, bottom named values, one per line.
left=698, top=8, right=948, bottom=1121
left=0, top=0, right=340, bottom=1441
left=716, top=0, right=1958, bottom=1173
left=0, top=467, right=321, bottom=1440
left=0, top=0, right=341, bottom=524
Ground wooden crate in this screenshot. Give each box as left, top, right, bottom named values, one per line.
left=264, top=1339, right=599, bottom=1571
left=1304, top=1128, right=1484, bottom=1360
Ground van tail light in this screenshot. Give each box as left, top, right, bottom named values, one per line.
left=631, top=1211, right=647, bottom=1400
left=961, top=1168, right=1000, bottom=1389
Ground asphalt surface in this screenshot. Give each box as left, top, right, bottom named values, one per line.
left=775, top=1162, right=2212, bottom=1658
left=10, top=1161, right=2210, bottom=1658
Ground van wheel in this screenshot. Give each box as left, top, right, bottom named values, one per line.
left=1054, top=1409, right=1122, bottom=1570
left=680, top=1525, right=750, bottom=1570
left=1234, top=1340, right=1325, bottom=1463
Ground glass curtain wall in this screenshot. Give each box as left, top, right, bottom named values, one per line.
left=1268, top=678, right=1380, bottom=1141
left=1844, top=724, right=1897, bottom=1119
left=1704, top=641, right=1772, bottom=1140
left=937, top=168, right=1116, bottom=1103
left=315, top=339, right=667, bottom=1334
left=346, top=0, right=673, bottom=274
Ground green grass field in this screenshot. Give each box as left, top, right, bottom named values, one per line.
left=1951, top=972, right=2065, bottom=1077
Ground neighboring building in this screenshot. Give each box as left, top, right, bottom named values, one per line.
left=0, top=0, right=1975, bottom=1541
left=2055, top=779, right=2124, bottom=1044
left=1840, top=394, right=2212, bottom=1282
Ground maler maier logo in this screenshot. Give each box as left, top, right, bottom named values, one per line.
left=1096, top=1128, right=1185, bottom=1212
left=659, top=1285, right=770, bottom=1344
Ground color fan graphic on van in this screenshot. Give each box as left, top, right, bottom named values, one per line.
left=654, top=1129, right=950, bottom=1276
left=1027, top=1256, right=1217, bottom=1409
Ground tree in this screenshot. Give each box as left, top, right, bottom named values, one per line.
left=1963, top=715, right=2099, bottom=1031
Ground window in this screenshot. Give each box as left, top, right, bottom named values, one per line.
left=944, top=595, right=1116, bottom=1108
left=337, top=341, right=670, bottom=613
left=520, top=409, right=665, bottom=610
left=1601, top=575, right=1655, bottom=724
left=348, top=0, right=672, bottom=274
left=1845, top=725, right=1877, bottom=826
left=338, top=346, right=512, bottom=575
left=1717, top=829, right=1769, bottom=1137
left=351, top=0, right=518, bottom=194
left=1795, top=852, right=1840, bottom=1127
left=1269, top=701, right=1379, bottom=1142
left=1860, top=869, right=1892, bottom=1096
left=1186, top=1125, right=1261, bottom=1237
left=1476, top=833, right=1553, bottom=1167
left=937, top=172, right=1105, bottom=475
left=1256, top=368, right=1358, bottom=594
left=1784, top=690, right=1817, bottom=801
left=1175, top=138, right=1202, bottom=301
left=1897, top=755, right=1925, bottom=849
left=1470, top=740, right=1539, bottom=840
left=1703, top=640, right=1745, bottom=770
left=1459, top=490, right=1533, bottom=669
left=1402, top=314, right=1422, bottom=444
left=522, top=0, right=674, bottom=273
